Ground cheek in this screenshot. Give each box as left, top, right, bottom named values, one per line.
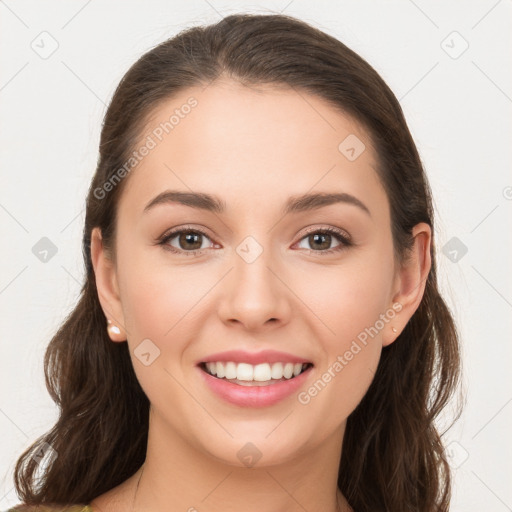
left=115, top=256, right=204, bottom=407
left=294, top=249, right=395, bottom=347
left=116, top=239, right=205, bottom=339
left=292, top=250, right=393, bottom=417
left=120, top=273, right=179, bottom=339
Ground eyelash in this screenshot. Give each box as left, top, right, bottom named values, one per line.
left=157, top=225, right=352, bottom=257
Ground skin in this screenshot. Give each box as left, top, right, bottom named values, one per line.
left=89, top=79, right=431, bottom=512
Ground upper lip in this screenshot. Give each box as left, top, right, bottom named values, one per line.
left=198, top=350, right=313, bottom=366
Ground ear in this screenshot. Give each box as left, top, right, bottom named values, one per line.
left=90, top=227, right=127, bottom=342
left=382, top=222, right=432, bottom=347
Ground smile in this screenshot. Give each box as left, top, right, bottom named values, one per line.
left=197, top=350, right=314, bottom=407
left=200, top=361, right=312, bottom=386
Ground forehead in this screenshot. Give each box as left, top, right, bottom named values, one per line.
left=119, top=80, right=386, bottom=218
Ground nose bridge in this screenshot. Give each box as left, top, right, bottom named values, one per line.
left=233, top=234, right=279, bottom=304
left=218, top=234, right=290, bottom=328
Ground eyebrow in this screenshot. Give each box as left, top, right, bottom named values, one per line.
left=143, top=190, right=371, bottom=216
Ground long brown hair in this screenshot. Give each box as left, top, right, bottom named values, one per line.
left=13, top=13, right=461, bottom=511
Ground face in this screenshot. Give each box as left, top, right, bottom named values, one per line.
left=93, top=80, right=418, bottom=468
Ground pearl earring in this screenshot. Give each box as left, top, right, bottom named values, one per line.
left=392, top=327, right=397, bottom=333
left=107, top=319, right=121, bottom=335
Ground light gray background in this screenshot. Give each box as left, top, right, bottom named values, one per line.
left=1, top=1, right=511, bottom=510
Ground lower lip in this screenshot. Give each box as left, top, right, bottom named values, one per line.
left=198, top=366, right=313, bottom=408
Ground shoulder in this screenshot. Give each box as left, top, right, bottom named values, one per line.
left=4, top=505, right=92, bottom=512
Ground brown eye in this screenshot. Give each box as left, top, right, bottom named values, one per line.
left=175, top=232, right=204, bottom=251
left=296, top=227, right=351, bottom=255
left=160, top=228, right=215, bottom=254
left=307, top=232, right=335, bottom=251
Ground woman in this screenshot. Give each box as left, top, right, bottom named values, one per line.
left=8, top=12, right=461, bottom=512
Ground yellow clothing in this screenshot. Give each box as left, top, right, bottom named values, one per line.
left=5, top=505, right=92, bottom=512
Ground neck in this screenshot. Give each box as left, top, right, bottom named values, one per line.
left=126, top=411, right=350, bottom=512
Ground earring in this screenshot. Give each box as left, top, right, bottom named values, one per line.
left=392, top=327, right=397, bottom=333
left=107, top=319, right=121, bottom=335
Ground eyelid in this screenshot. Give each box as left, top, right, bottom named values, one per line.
left=158, top=224, right=214, bottom=241
left=300, top=224, right=351, bottom=242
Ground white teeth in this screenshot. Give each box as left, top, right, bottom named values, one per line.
left=271, top=362, right=283, bottom=379
left=283, top=362, right=294, bottom=379
left=225, top=361, right=237, bottom=379
left=293, top=363, right=303, bottom=376
left=216, top=362, right=226, bottom=378
left=204, top=361, right=309, bottom=382
left=237, top=363, right=253, bottom=381
left=253, top=363, right=272, bottom=381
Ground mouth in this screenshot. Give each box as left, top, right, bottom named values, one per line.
left=198, top=361, right=314, bottom=387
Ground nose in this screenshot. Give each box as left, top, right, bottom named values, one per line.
left=217, top=244, right=292, bottom=332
